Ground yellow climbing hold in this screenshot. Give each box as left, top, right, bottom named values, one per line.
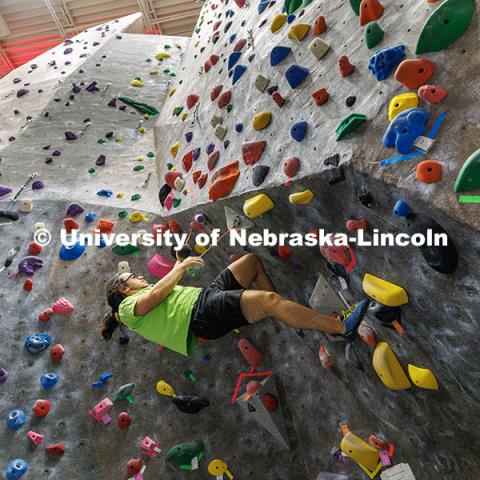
left=408, top=364, right=439, bottom=390
left=373, top=342, right=411, bottom=391
left=156, top=380, right=176, bottom=397
left=149, top=70, right=159, bottom=75
left=155, top=52, right=171, bottom=59
left=117, top=193, right=125, bottom=198
left=362, top=273, right=408, bottom=307
left=138, top=127, right=146, bottom=134
left=115, top=137, right=123, bottom=142
left=129, top=211, right=149, bottom=223
left=170, top=141, right=180, bottom=158
left=289, top=190, right=314, bottom=204
left=168, top=87, right=176, bottom=97
left=252, top=112, right=272, bottom=131
left=144, top=114, right=150, bottom=120
left=182, top=112, right=189, bottom=121
left=130, top=79, right=144, bottom=87
left=243, top=194, right=274, bottom=218
left=388, top=92, right=419, bottom=121
left=271, top=13, right=288, bottom=33
left=136, top=156, right=144, bottom=162
left=340, top=432, right=380, bottom=472
left=288, top=23, right=311, bottom=41
left=194, top=244, right=208, bottom=255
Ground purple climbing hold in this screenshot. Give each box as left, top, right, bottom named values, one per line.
left=13, top=109, right=20, bottom=115
left=64, top=47, right=73, bottom=54
left=64, top=39, right=73, bottom=45
left=17, top=88, right=29, bottom=97
left=52, top=150, right=61, bottom=156
left=0, top=368, right=8, bottom=383
left=206, top=143, right=215, bottom=155
left=65, top=131, right=77, bottom=141
left=0, top=185, right=12, bottom=198
left=32, top=181, right=44, bottom=190
left=285, top=65, right=310, bottom=89
left=86, top=81, right=99, bottom=92
left=18, top=256, right=43, bottom=276
left=8, top=136, right=16, bottom=142
left=13, top=77, right=21, bottom=84
left=66, top=203, right=84, bottom=217
left=185, top=132, right=193, bottom=142
left=119, top=105, right=126, bottom=111
left=192, top=148, right=201, bottom=161
left=30, top=64, right=37, bottom=69
left=96, top=155, right=106, bottom=166
left=108, top=98, right=117, bottom=107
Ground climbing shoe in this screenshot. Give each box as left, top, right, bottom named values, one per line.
left=340, top=299, right=370, bottom=341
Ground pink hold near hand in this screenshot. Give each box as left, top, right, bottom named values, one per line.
left=52, top=297, right=75, bottom=314
left=148, top=254, right=174, bottom=279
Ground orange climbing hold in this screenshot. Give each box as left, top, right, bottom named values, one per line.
left=339, top=56, right=355, bottom=77
left=359, top=0, right=384, bottom=26
left=192, top=170, right=201, bottom=184
left=96, top=219, right=114, bottom=234
left=218, top=90, right=232, bottom=109
left=168, top=220, right=182, bottom=234
left=165, top=170, right=182, bottom=188
left=198, top=173, right=208, bottom=189
left=186, top=94, right=199, bottom=109
left=182, top=151, right=193, bottom=173
left=312, top=88, right=329, bottom=106
left=242, top=141, right=267, bottom=165
left=209, top=161, right=240, bottom=201
left=313, top=16, right=327, bottom=35
left=416, top=160, right=442, bottom=183
left=394, top=59, right=435, bottom=90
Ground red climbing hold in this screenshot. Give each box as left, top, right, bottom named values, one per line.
left=23, top=279, right=33, bottom=291
left=192, top=171, right=201, bottom=184
left=209, top=161, right=240, bottom=200
left=359, top=0, right=384, bottom=26
left=242, top=141, right=266, bottom=165
left=204, top=60, right=212, bottom=73
left=218, top=90, right=232, bottom=109
left=208, top=150, right=220, bottom=170
left=28, top=242, right=42, bottom=255
left=168, top=220, right=182, bottom=234
left=278, top=245, right=293, bottom=260
left=45, top=443, right=65, bottom=457
left=32, top=399, right=51, bottom=417
left=212, top=31, right=220, bottom=44
left=262, top=393, right=279, bottom=412
left=39, top=308, right=54, bottom=322
left=186, top=94, right=199, bottom=109
left=339, top=56, right=355, bottom=77
left=272, top=91, right=285, bottom=107
left=235, top=0, right=245, bottom=7
left=51, top=344, right=65, bottom=361
left=394, top=59, right=435, bottom=90
left=198, top=173, right=208, bottom=189
left=320, top=236, right=357, bottom=272
left=283, top=157, right=300, bottom=177
left=313, top=16, right=327, bottom=35
left=210, top=54, right=219, bottom=65
left=213, top=20, right=222, bottom=31
left=127, top=459, right=142, bottom=476
left=246, top=381, right=261, bottom=396
left=237, top=338, right=264, bottom=368
left=164, top=170, right=182, bottom=189
left=118, top=412, right=132, bottom=429
left=233, top=38, right=247, bottom=52
left=346, top=218, right=367, bottom=231
left=416, top=160, right=442, bottom=183
left=182, top=151, right=193, bottom=173
left=64, top=218, right=79, bottom=234
left=190, top=221, right=205, bottom=232
left=312, top=88, right=329, bottom=106
left=210, top=84, right=223, bottom=101
left=418, top=85, right=447, bottom=105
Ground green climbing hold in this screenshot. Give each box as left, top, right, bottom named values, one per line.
left=163, top=69, right=171, bottom=74
left=131, top=194, right=141, bottom=201
left=112, top=244, right=140, bottom=256
left=133, top=165, right=144, bottom=171
left=146, top=58, right=151, bottom=62
left=166, top=441, right=204, bottom=471
left=118, top=96, right=160, bottom=115
left=173, top=106, right=184, bottom=116
left=454, top=148, right=480, bottom=192
left=147, top=152, right=155, bottom=158
left=164, top=44, right=171, bottom=49
left=112, top=383, right=136, bottom=403
left=88, top=168, right=96, bottom=174
left=416, top=0, right=474, bottom=54
left=172, top=198, right=182, bottom=208
left=350, top=0, right=362, bottom=15
left=118, top=211, right=129, bottom=218
left=284, top=0, right=302, bottom=14
left=336, top=113, right=367, bottom=141
left=364, top=21, right=384, bottom=49
left=97, top=138, right=106, bottom=144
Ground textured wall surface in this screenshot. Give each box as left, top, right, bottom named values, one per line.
left=1, top=1, right=480, bottom=480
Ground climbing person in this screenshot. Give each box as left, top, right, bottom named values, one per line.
left=101, top=253, right=369, bottom=356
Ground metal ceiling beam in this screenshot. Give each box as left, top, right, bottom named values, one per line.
left=42, top=0, right=67, bottom=38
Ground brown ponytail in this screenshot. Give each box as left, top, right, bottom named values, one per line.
left=101, top=275, right=128, bottom=341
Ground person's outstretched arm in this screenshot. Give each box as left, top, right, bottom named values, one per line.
left=134, top=256, right=204, bottom=316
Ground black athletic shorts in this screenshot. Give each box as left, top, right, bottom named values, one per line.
left=189, top=268, right=249, bottom=339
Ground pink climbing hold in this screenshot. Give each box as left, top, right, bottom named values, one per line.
left=208, top=151, right=220, bottom=170
left=233, top=38, right=247, bottom=52
left=213, top=20, right=222, bottom=31
left=346, top=218, right=367, bottom=231
left=246, top=381, right=261, bottom=396
left=210, top=84, right=223, bottom=101
left=242, top=141, right=266, bottom=165
left=52, top=297, right=74, bottom=314
left=28, top=431, right=44, bottom=446
left=272, top=91, right=285, bottom=107
left=418, top=85, right=447, bottom=104
left=339, top=56, right=355, bottom=77
left=218, top=90, right=232, bottom=109
left=182, top=151, right=193, bottom=173
left=283, top=157, right=300, bottom=177
left=164, top=170, right=182, bottom=188
left=186, top=94, right=199, bottom=109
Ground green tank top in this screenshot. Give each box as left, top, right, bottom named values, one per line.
left=119, top=285, right=202, bottom=356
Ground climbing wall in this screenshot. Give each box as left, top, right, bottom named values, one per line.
left=1, top=0, right=480, bottom=479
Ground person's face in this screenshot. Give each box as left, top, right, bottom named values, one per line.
left=118, top=272, right=149, bottom=293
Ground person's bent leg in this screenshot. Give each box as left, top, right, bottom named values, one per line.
left=227, top=253, right=275, bottom=291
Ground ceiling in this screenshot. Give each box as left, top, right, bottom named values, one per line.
left=0, top=0, right=204, bottom=77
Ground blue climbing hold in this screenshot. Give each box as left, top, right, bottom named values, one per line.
left=291, top=121, right=308, bottom=142
left=270, top=46, right=291, bottom=66
left=85, top=211, right=96, bottom=222
left=41, top=373, right=59, bottom=389
left=97, top=189, right=113, bottom=197
left=285, top=64, right=309, bottom=89
left=287, top=14, right=296, bottom=24
left=59, top=241, right=86, bottom=261
left=7, top=410, right=26, bottom=430
left=6, top=459, right=28, bottom=479
left=393, top=200, right=411, bottom=217
left=232, top=64, right=247, bottom=85
left=235, top=123, right=244, bottom=133
left=228, top=52, right=242, bottom=70
left=368, top=44, right=406, bottom=81
left=383, top=108, right=430, bottom=154
left=91, top=372, right=113, bottom=388
left=229, top=34, right=237, bottom=43
left=24, top=333, right=52, bottom=355
left=258, top=1, right=269, bottom=14
left=97, top=236, right=106, bottom=249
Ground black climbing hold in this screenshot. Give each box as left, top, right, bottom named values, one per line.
left=159, top=184, right=172, bottom=206
left=173, top=395, right=210, bottom=414
left=224, top=140, right=230, bottom=149
left=358, top=188, right=373, bottom=207
left=405, top=214, right=458, bottom=274
left=370, top=303, right=402, bottom=329
left=259, top=19, right=268, bottom=28
left=324, top=154, right=340, bottom=167
left=248, top=54, right=256, bottom=63
left=326, top=166, right=345, bottom=185
left=247, top=403, right=256, bottom=412
left=346, top=96, right=356, bottom=107
left=224, top=21, right=232, bottom=33
left=266, top=85, right=278, bottom=95
left=119, top=334, right=129, bottom=345
left=252, top=165, right=270, bottom=186
left=226, top=104, right=233, bottom=112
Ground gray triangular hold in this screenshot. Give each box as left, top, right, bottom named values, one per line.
left=236, top=374, right=290, bottom=450
left=225, top=206, right=254, bottom=230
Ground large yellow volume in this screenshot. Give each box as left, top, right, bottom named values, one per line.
left=373, top=342, right=411, bottom=391
left=362, top=273, right=408, bottom=307
left=408, top=364, right=439, bottom=390
left=243, top=194, right=274, bottom=219
left=340, top=432, right=380, bottom=472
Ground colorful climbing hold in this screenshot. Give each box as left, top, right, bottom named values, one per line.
left=363, top=273, right=408, bottom=306
left=359, top=0, right=384, bottom=26
left=394, top=58, right=435, bottom=90
left=408, top=364, right=439, bottom=390
left=416, top=160, right=442, bottom=183
left=416, top=0, right=474, bottom=54
left=336, top=113, right=367, bottom=141
left=208, top=151, right=220, bottom=170
left=209, top=162, right=240, bottom=200
left=255, top=74, right=269, bottom=92
left=339, top=55, right=355, bottom=77
left=312, top=88, right=329, bottom=106
left=232, top=64, right=247, bottom=85
left=341, top=432, right=381, bottom=471
left=284, top=157, right=300, bottom=177
left=383, top=108, right=429, bottom=154
left=285, top=64, right=309, bottom=89
left=289, top=190, right=313, bottom=204
left=271, top=14, right=288, bottom=33
left=368, top=45, right=405, bottom=80
left=243, top=193, right=275, bottom=218
left=242, top=141, right=267, bottom=165
left=288, top=24, right=310, bottom=41
left=418, top=85, right=448, bottom=104
left=308, top=38, right=330, bottom=59
left=270, top=46, right=291, bottom=66
left=454, top=148, right=480, bottom=192
left=210, top=85, right=223, bottom=101
left=388, top=92, right=419, bottom=121
left=252, top=165, right=270, bottom=186
left=313, top=16, right=327, bottom=35
left=228, top=52, right=242, bottom=70
left=252, top=112, right=272, bottom=131
left=291, top=121, right=308, bottom=142
left=364, top=21, right=384, bottom=49
left=186, top=94, right=200, bottom=109
left=350, top=0, right=362, bottom=15
left=373, top=342, right=411, bottom=391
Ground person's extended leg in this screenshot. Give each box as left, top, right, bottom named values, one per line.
left=239, top=290, right=368, bottom=338
left=227, top=253, right=275, bottom=292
